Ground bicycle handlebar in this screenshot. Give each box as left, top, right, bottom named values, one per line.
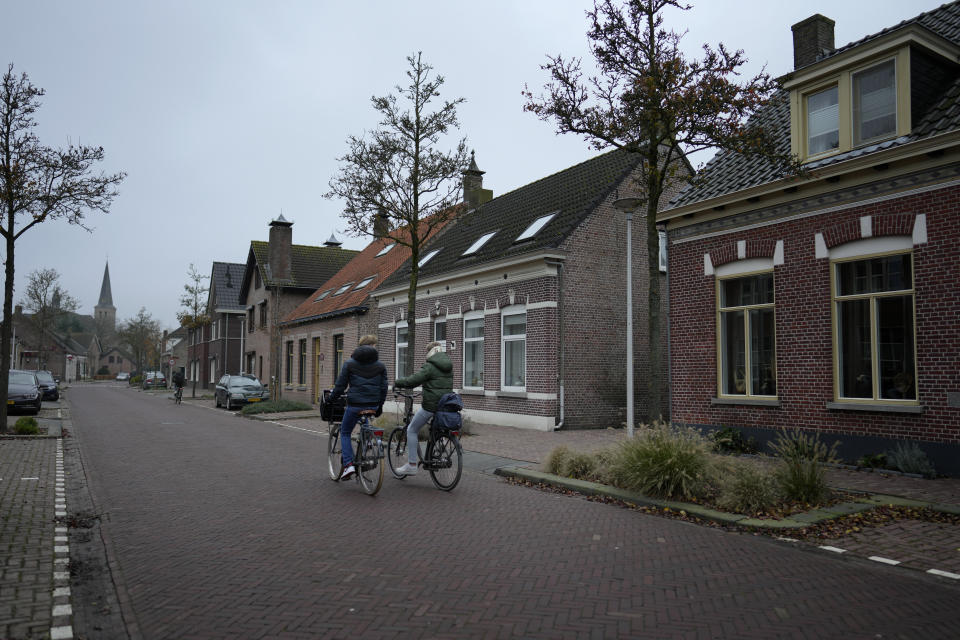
left=393, top=388, right=421, bottom=398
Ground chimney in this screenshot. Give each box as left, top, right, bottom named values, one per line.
left=324, top=232, right=342, bottom=248
left=373, top=210, right=390, bottom=239
left=268, top=215, right=293, bottom=282
left=792, top=14, right=835, bottom=70
left=462, top=150, right=493, bottom=208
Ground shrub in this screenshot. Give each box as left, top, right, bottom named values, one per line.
left=885, top=442, right=936, bottom=478
left=14, top=417, right=39, bottom=435
left=130, top=376, right=142, bottom=385
left=714, top=460, right=781, bottom=514
left=609, top=422, right=710, bottom=500
left=97, top=366, right=110, bottom=375
left=240, top=399, right=313, bottom=415
left=856, top=452, right=887, bottom=469
left=561, top=451, right=597, bottom=481
left=712, top=426, right=759, bottom=454
left=769, top=429, right=840, bottom=503
left=544, top=446, right=573, bottom=476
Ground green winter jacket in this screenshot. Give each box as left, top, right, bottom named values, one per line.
left=394, top=350, right=453, bottom=412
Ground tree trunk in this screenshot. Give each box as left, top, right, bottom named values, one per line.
left=0, top=231, right=15, bottom=432
left=405, top=265, right=418, bottom=378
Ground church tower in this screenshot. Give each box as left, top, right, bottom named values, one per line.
left=94, top=262, right=116, bottom=332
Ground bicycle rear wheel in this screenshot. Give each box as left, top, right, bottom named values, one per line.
left=327, top=425, right=343, bottom=481
left=357, top=431, right=383, bottom=496
left=428, top=433, right=462, bottom=491
left=387, top=428, right=409, bottom=479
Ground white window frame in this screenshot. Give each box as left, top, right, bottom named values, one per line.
left=333, top=282, right=353, bottom=296
left=462, top=232, right=496, bottom=256
left=462, top=311, right=484, bottom=390
left=715, top=267, right=777, bottom=399
left=354, top=275, right=376, bottom=290
left=434, top=317, right=447, bottom=350
left=376, top=243, right=395, bottom=257
left=395, top=321, right=409, bottom=380
left=209, top=357, right=217, bottom=383
left=658, top=230, right=667, bottom=273
left=516, top=212, right=557, bottom=242
left=500, top=306, right=527, bottom=392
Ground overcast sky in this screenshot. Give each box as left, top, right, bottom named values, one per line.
left=1, top=0, right=944, bottom=330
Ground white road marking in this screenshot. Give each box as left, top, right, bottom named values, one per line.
left=868, top=556, right=901, bottom=565
left=927, top=569, right=960, bottom=580
left=819, top=546, right=847, bottom=553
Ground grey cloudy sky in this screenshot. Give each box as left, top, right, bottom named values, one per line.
left=1, top=0, right=943, bottom=330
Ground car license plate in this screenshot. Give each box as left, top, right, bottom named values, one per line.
left=248, top=397, right=260, bottom=402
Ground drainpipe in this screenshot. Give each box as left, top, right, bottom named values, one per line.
left=548, top=258, right=565, bottom=431
left=664, top=228, right=672, bottom=422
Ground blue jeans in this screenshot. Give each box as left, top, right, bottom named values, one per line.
left=340, top=405, right=377, bottom=466
left=406, top=408, right=434, bottom=464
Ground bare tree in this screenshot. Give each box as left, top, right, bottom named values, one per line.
left=326, top=53, right=469, bottom=374
left=524, top=0, right=798, bottom=420
left=117, top=308, right=161, bottom=378
left=20, top=268, right=79, bottom=369
left=0, top=63, right=125, bottom=431
left=177, top=263, right=210, bottom=398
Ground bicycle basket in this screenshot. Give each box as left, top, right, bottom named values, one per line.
left=319, top=389, right=345, bottom=422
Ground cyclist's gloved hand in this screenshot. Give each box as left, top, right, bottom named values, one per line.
left=375, top=405, right=383, bottom=417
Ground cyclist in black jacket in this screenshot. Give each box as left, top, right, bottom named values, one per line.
left=329, top=335, right=388, bottom=480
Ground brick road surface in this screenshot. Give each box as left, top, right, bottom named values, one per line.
left=58, top=383, right=959, bottom=639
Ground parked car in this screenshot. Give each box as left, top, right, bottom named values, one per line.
left=142, top=371, right=167, bottom=390
left=8, top=369, right=42, bottom=414
left=33, top=370, right=59, bottom=401
left=215, top=374, right=269, bottom=410
left=116, top=372, right=130, bottom=382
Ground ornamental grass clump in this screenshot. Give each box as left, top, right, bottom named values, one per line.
left=240, top=399, right=313, bottom=415
left=713, top=459, right=781, bottom=514
left=769, top=429, right=840, bottom=503
left=885, top=442, right=936, bottom=478
left=544, top=446, right=572, bottom=476
left=14, top=416, right=40, bottom=435
left=610, top=421, right=710, bottom=501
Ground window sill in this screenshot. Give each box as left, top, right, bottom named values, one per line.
left=460, top=388, right=485, bottom=396
left=711, top=397, right=780, bottom=407
left=496, top=390, right=527, bottom=399
left=826, top=402, right=924, bottom=414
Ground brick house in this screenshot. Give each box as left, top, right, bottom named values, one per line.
left=280, top=217, right=451, bottom=406
left=183, top=262, right=247, bottom=389
left=237, top=217, right=359, bottom=392
left=660, top=5, right=960, bottom=473
left=374, top=149, right=677, bottom=430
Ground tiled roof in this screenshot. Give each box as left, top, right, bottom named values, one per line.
left=210, top=262, right=246, bottom=311
left=283, top=220, right=452, bottom=325
left=667, top=1, right=960, bottom=211
left=244, top=242, right=359, bottom=296
left=380, top=148, right=642, bottom=287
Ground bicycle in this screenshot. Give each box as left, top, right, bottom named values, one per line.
left=386, top=390, right=462, bottom=491
left=174, top=385, right=183, bottom=404
left=327, top=410, right=385, bottom=496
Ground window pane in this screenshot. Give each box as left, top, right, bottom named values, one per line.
left=721, top=273, right=773, bottom=308
left=750, top=308, right=776, bottom=395
left=464, top=341, right=483, bottom=387
left=397, top=325, right=408, bottom=344
left=465, top=318, right=483, bottom=339
left=721, top=310, right=745, bottom=395
left=503, top=313, right=526, bottom=336
left=854, top=60, right=896, bottom=145
left=807, top=86, right=839, bottom=155
left=838, top=299, right=872, bottom=398
left=878, top=295, right=915, bottom=400
left=397, top=346, right=408, bottom=379
left=837, top=255, right=912, bottom=295
left=504, top=339, right=525, bottom=387
left=434, top=321, right=446, bottom=342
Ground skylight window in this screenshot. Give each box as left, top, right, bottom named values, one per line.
left=315, top=289, right=332, bottom=301
left=516, top=212, right=557, bottom=242
left=462, top=232, right=496, bottom=256
left=375, top=243, right=395, bottom=257
left=333, top=283, right=353, bottom=296
left=418, top=249, right=440, bottom=268
left=354, top=276, right=376, bottom=290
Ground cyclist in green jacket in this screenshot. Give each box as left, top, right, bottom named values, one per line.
left=392, top=341, right=452, bottom=476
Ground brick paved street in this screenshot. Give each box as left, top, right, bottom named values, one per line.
left=52, top=383, right=959, bottom=638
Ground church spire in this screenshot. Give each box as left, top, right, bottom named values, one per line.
left=95, top=261, right=116, bottom=333
left=98, top=262, right=115, bottom=308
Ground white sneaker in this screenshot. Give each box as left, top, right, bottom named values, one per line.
left=341, top=464, right=356, bottom=481
left=395, top=462, right=418, bottom=476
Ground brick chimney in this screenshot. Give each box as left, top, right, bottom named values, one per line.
left=268, top=215, right=293, bottom=282
left=373, top=210, right=390, bottom=239
left=792, top=14, right=835, bottom=70
left=462, top=150, right=492, bottom=208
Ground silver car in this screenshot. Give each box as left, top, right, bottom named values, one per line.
left=215, top=374, right=268, bottom=410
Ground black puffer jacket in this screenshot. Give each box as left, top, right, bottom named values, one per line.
left=330, top=345, right=388, bottom=408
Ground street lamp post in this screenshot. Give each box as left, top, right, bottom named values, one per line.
left=613, top=197, right=641, bottom=438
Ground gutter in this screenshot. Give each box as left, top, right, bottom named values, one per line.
left=279, top=306, right=368, bottom=328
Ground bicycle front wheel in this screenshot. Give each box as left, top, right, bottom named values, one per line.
left=387, top=428, right=409, bottom=479
left=327, top=425, right=343, bottom=481
left=357, top=433, right=384, bottom=496
left=428, top=434, right=462, bottom=491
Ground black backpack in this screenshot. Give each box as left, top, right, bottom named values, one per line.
left=434, top=392, right=463, bottom=432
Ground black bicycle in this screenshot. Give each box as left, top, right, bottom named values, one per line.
left=174, top=385, right=183, bottom=404
left=386, top=391, right=462, bottom=491
left=327, top=410, right=384, bottom=496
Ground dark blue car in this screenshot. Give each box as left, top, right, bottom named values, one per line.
left=8, top=369, right=42, bottom=414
